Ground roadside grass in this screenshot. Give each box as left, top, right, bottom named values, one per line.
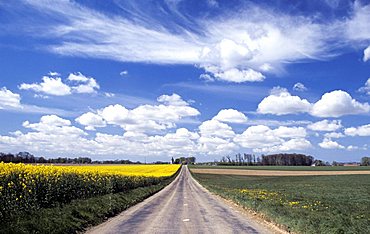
left=191, top=173, right=370, bottom=234
left=1, top=168, right=180, bottom=234
left=190, top=165, right=370, bottom=171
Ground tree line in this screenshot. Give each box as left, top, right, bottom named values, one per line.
left=1, top=151, right=367, bottom=166
left=215, top=153, right=370, bottom=166
left=261, top=153, right=314, bottom=166
left=172, top=157, right=196, bottom=164
left=216, top=153, right=315, bottom=166
left=0, top=152, right=142, bottom=164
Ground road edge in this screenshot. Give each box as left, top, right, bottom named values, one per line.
left=189, top=168, right=291, bottom=234
left=84, top=166, right=183, bottom=233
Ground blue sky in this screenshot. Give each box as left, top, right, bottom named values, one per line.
left=0, top=0, right=370, bottom=162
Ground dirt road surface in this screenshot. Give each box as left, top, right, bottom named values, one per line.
left=190, top=169, right=370, bottom=176
left=86, top=166, right=282, bottom=234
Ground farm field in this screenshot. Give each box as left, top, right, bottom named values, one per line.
left=0, top=163, right=180, bottom=233
left=191, top=171, right=370, bottom=234
left=53, top=164, right=181, bottom=177
left=190, top=168, right=370, bottom=176
left=191, top=165, right=370, bottom=171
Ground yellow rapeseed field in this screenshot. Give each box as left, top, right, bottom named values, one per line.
left=65, top=164, right=181, bottom=177
left=0, top=162, right=180, bottom=219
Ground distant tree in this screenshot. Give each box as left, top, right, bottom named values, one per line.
left=187, top=157, right=196, bottom=164
left=244, top=154, right=253, bottom=166
left=226, top=155, right=231, bottom=163
left=38, top=157, right=47, bottom=163
left=256, top=156, right=261, bottom=165
left=173, top=157, right=196, bottom=164
left=313, top=160, right=326, bottom=166
left=361, top=157, right=370, bottom=166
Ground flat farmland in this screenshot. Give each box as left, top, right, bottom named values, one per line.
left=0, top=163, right=180, bottom=233
left=190, top=167, right=370, bottom=234
left=87, top=166, right=279, bottom=234
left=191, top=165, right=370, bottom=171
left=191, top=168, right=370, bottom=176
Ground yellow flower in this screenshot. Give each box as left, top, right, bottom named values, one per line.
left=288, top=201, right=300, bottom=206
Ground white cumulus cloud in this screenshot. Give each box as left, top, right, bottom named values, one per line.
left=258, top=89, right=370, bottom=117
left=77, top=94, right=200, bottom=134
left=19, top=72, right=100, bottom=96
left=199, top=120, right=235, bottom=139
left=307, top=119, right=342, bottom=132
left=75, top=112, right=106, bottom=130
left=347, top=145, right=359, bottom=151
left=324, top=132, right=345, bottom=139
left=157, top=93, right=189, bottom=106
left=344, top=124, right=370, bottom=136
left=212, top=109, right=248, bottom=123
left=363, top=46, right=370, bottom=62
left=272, top=126, right=307, bottom=138
left=0, top=115, right=96, bottom=155
left=22, top=115, right=86, bottom=136
left=318, top=138, right=345, bottom=149
left=311, top=90, right=370, bottom=117
left=19, top=76, right=71, bottom=96
left=255, top=138, right=312, bottom=153
left=0, top=87, right=22, bottom=109
left=67, top=72, right=100, bottom=94
left=234, top=125, right=310, bottom=153
left=257, top=87, right=311, bottom=115
left=198, top=136, right=238, bottom=155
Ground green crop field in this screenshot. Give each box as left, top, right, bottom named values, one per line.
left=190, top=165, right=370, bottom=171
left=191, top=172, right=370, bottom=234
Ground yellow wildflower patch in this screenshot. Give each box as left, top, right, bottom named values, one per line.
left=239, top=188, right=328, bottom=211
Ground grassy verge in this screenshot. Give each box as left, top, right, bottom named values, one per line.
left=1, top=168, right=180, bottom=234
left=191, top=172, right=370, bottom=234
left=190, top=165, right=370, bottom=171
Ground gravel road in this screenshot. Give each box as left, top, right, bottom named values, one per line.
left=86, top=166, right=280, bottom=234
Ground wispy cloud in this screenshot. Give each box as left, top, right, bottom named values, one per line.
left=245, top=119, right=311, bottom=127
left=293, top=82, right=308, bottom=92
left=345, top=2, right=370, bottom=42
left=19, top=104, right=79, bottom=117
left=119, top=70, right=128, bottom=76
left=164, top=82, right=269, bottom=101
left=2, top=0, right=360, bottom=83
left=0, top=86, right=78, bottom=116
